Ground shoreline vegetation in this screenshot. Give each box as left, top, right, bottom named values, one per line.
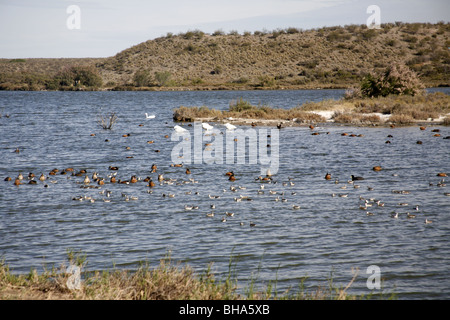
left=0, top=252, right=395, bottom=300
left=0, top=22, right=449, bottom=91
left=173, top=92, right=450, bottom=127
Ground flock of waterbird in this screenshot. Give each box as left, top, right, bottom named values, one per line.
left=5, top=113, right=449, bottom=227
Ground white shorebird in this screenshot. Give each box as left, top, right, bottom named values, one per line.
left=224, top=123, right=236, bottom=131
left=145, top=113, right=156, bottom=119
left=174, top=125, right=188, bottom=133
left=202, top=123, right=214, bottom=131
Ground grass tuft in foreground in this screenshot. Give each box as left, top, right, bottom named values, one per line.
left=0, top=252, right=396, bottom=300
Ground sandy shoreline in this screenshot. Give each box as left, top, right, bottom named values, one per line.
left=187, top=111, right=450, bottom=128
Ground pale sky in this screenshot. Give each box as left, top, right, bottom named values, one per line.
left=0, top=0, right=448, bottom=58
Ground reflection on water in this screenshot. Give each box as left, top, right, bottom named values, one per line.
left=0, top=89, right=449, bottom=299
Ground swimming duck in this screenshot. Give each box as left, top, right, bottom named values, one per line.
left=229, top=174, right=236, bottom=181
left=373, top=166, right=382, bottom=171
left=325, top=173, right=331, bottom=180
left=130, top=175, right=138, bottom=183
left=351, top=175, right=364, bottom=181
left=83, top=176, right=90, bottom=184
left=425, top=219, right=432, bottom=224
left=151, top=164, right=157, bottom=172
left=185, top=168, right=191, bottom=174
left=14, top=178, right=21, bottom=186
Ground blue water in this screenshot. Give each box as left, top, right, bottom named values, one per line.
left=0, top=88, right=449, bottom=299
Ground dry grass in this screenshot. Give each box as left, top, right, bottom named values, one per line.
left=173, top=92, right=449, bottom=126
left=173, top=99, right=327, bottom=123
left=0, top=255, right=392, bottom=300
left=442, top=116, right=450, bottom=125
left=388, top=114, right=415, bottom=124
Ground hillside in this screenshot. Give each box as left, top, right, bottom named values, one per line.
left=1, top=22, right=449, bottom=90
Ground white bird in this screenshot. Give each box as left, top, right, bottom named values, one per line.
left=145, top=113, right=156, bottom=119
left=174, top=125, right=187, bottom=133
left=202, top=123, right=214, bottom=131
left=224, top=123, right=236, bottom=131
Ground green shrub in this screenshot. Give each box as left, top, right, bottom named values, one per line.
left=360, top=63, right=424, bottom=97
left=55, top=66, right=103, bottom=88
left=154, top=71, right=171, bottom=87
left=133, top=70, right=152, bottom=87
left=229, top=98, right=254, bottom=112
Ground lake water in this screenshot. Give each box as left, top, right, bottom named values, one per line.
left=0, top=88, right=449, bottom=299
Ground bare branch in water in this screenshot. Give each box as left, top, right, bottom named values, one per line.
left=98, top=112, right=118, bottom=130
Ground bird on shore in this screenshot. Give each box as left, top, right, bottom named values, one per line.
left=202, top=123, right=214, bottom=131
left=174, top=125, right=188, bottom=133
left=224, top=123, right=236, bottom=131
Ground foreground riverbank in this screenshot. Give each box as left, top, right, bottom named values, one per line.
left=0, top=253, right=394, bottom=300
